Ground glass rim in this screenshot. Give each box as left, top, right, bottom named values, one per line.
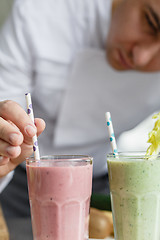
left=107, top=151, right=160, bottom=159
left=26, top=155, right=93, bottom=164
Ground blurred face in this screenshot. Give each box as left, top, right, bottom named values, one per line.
left=106, top=0, right=160, bottom=71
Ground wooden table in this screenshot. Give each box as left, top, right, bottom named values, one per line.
left=6, top=218, right=113, bottom=240
left=0, top=206, right=9, bottom=240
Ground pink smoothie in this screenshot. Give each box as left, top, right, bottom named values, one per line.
left=26, top=159, right=92, bottom=240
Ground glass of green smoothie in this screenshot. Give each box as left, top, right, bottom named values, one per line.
left=107, top=151, right=160, bottom=240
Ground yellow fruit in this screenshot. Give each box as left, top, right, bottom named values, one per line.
left=146, top=112, right=160, bottom=157
left=89, top=207, right=114, bottom=239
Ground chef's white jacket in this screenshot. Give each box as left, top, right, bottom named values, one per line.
left=0, top=0, right=160, bottom=192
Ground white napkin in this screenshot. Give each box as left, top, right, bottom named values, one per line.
left=118, top=112, right=157, bottom=152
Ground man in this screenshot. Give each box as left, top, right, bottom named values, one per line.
left=0, top=0, right=160, bottom=216
left=107, top=0, right=160, bottom=71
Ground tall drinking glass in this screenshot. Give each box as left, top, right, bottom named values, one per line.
left=107, top=152, right=160, bottom=240
left=26, top=155, right=93, bottom=240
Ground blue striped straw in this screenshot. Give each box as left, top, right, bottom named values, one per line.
left=105, top=112, right=118, bottom=157
left=25, top=93, right=40, bottom=160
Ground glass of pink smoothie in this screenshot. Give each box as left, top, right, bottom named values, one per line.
left=26, top=155, right=93, bottom=240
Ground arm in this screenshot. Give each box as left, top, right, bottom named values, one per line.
left=0, top=0, right=32, bottom=106
left=0, top=1, right=45, bottom=178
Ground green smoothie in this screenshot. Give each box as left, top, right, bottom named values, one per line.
left=107, top=153, right=160, bottom=240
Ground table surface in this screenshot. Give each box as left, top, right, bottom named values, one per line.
left=6, top=218, right=113, bottom=240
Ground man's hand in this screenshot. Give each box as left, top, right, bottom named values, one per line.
left=0, top=100, right=45, bottom=177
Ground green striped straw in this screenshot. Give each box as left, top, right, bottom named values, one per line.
left=105, top=112, right=118, bottom=157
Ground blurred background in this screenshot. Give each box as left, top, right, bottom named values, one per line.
left=0, top=0, right=13, bottom=29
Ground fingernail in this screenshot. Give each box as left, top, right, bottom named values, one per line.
left=24, top=125, right=37, bottom=136
left=9, top=133, right=21, bottom=144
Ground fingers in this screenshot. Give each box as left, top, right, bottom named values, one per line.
left=34, top=118, right=46, bottom=136
left=0, top=117, right=23, bottom=146
left=0, top=101, right=46, bottom=138
left=0, top=156, right=9, bottom=166
left=0, top=137, right=21, bottom=157
left=0, top=101, right=46, bottom=174
left=0, top=117, right=23, bottom=159
left=0, top=142, right=33, bottom=177
left=0, top=100, right=37, bottom=142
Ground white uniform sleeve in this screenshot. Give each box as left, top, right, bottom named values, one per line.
left=0, top=0, right=32, bottom=107
left=0, top=171, right=14, bottom=193
left=0, top=1, right=32, bottom=191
